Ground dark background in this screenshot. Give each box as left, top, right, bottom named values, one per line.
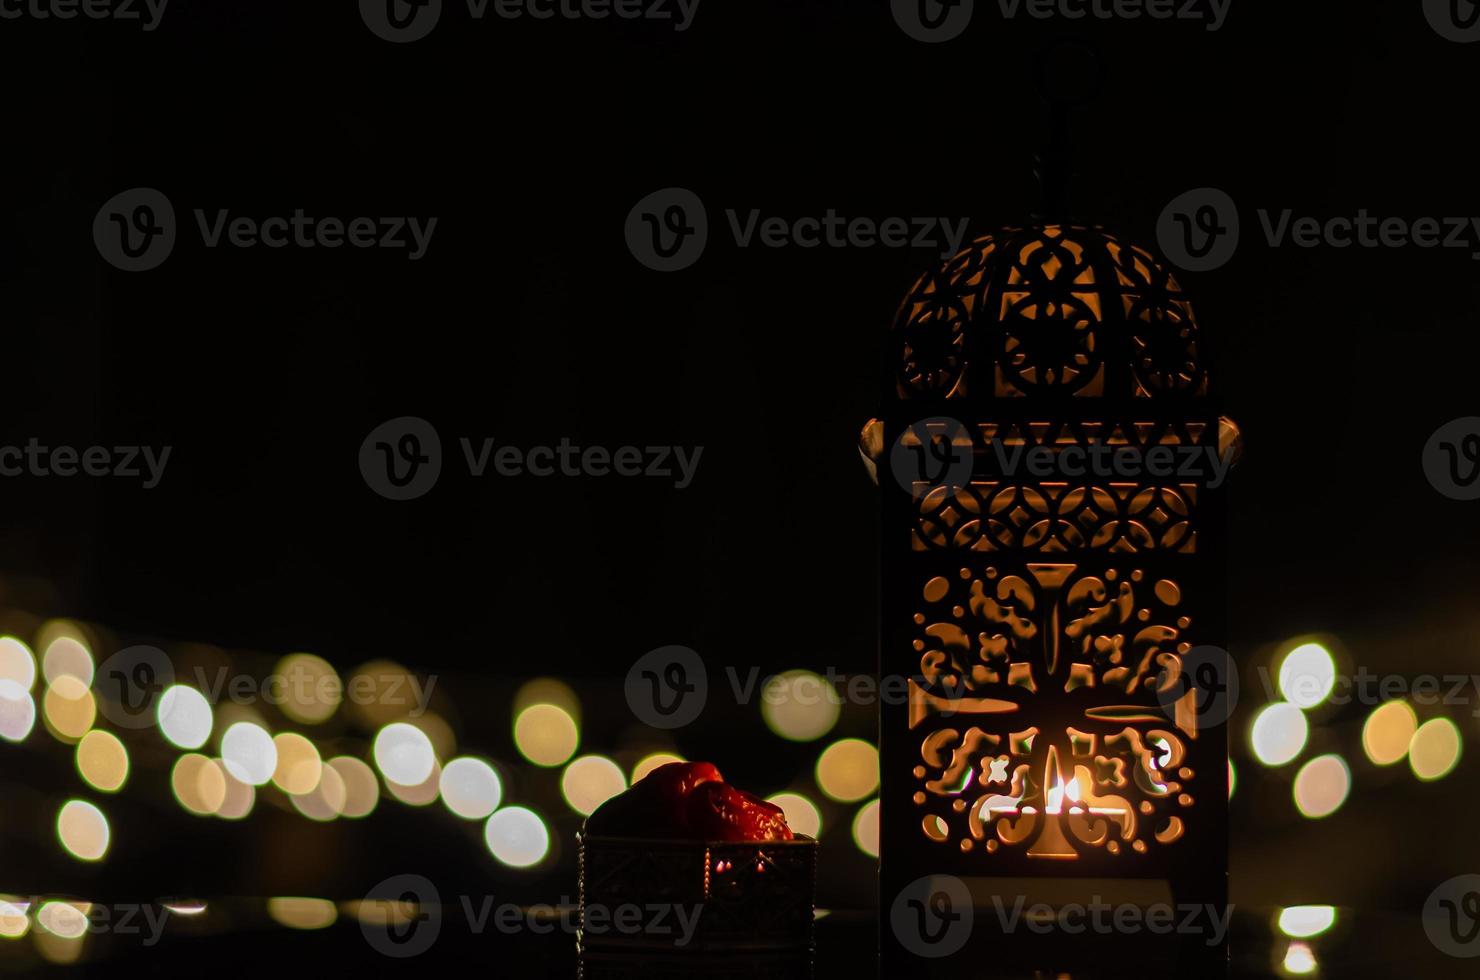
left=2, top=1, right=1479, bottom=976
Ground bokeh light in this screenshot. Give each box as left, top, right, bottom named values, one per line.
left=561, top=755, right=626, bottom=816
left=173, top=754, right=228, bottom=815
left=271, top=732, right=323, bottom=795
left=157, top=685, right=214, bottom=750
left=761, top=670, right=841, bottom=742
left=485, top=806, right=550, bottom=868
left=57, top=799, right=110, bottom=861
left=267, top=898, right=337, bottom=930
left=1409, top=717, right=1462, bottom=781
left=1277, top=642, right=1337, bottom=709
left=42, top=674, right=95, bottom=742
left=385, top=759, right=442, bottom=806
left=0, top=636, right=36, bottom=690
left=440, top=757, right=504, bottom=820
left=0, top=679, right=36, bottom=742
left=76, top=730, right=129, bottom=792
left=631, top=752, right=684, bottom=783
left=291, top=759, right=346, bottom=822
left=0, top=896, right=29, bottom=939
left=1278, top=905, right=1337, bottom=939
left=374, top=722, right=436, bottom=786
left=1362, top=700, right=1417, bottom=766
left=1228, top=759, right=1236, bottom=800
left=214, top=761, right=256, bottom=820
left=344, top=660, right=422, bottom=729
left=513, top=703, right=579, bottom=768
left=513, top=678, right=580, bottom=722
left=329, top=756, right=380, bottom=818
left=1250, top=702, right=1308, bottom=766
left=816, top=739, right=879, bottom=802
left=766, top=792, right=822, bottom=838
left=42, top=636, right=94, bottom=686
left=1282, top=940, right=1318, bottom=975
left=273, top=653, right=342, bottom=724
left=1293, top=754, right=1350, bottom=819
left=851, top=799, right=881, bottom=857
left=35, top=901, right=89, bottom=939
left=220, top=722, right=277, bottom=785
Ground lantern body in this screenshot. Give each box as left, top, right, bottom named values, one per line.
left=874, top=226, right=1230, bottom=973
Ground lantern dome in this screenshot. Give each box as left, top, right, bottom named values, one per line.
left=892, top=224, right=1207, bottom=400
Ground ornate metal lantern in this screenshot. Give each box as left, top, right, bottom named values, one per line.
left=865, top=222, right=1235, bottom=973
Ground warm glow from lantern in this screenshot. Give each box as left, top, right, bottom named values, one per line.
left=1293, top=755, right=1350, bottom=819
left=767, top=792, right=822, bottom=838
left=816, top=739, right=880, bottom=802
left=1251, top=702, right=1308, bottom=766
left=561, top=755, right=626, bottom=816
left=1409, top=717, right=1462, bottom=781
left=1362, top=700, right=1417, bottom=766
left=513, top=703, right=579, bottom=767
left=762, top=670, right=842, bottom=742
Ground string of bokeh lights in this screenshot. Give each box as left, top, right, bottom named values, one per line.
left=0, top=625, right=883, bottom=965
left=1, top=627, right=1469, bottom=973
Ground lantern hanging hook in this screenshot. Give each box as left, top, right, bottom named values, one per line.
left=1031, top=40, right=1106, bottom=223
